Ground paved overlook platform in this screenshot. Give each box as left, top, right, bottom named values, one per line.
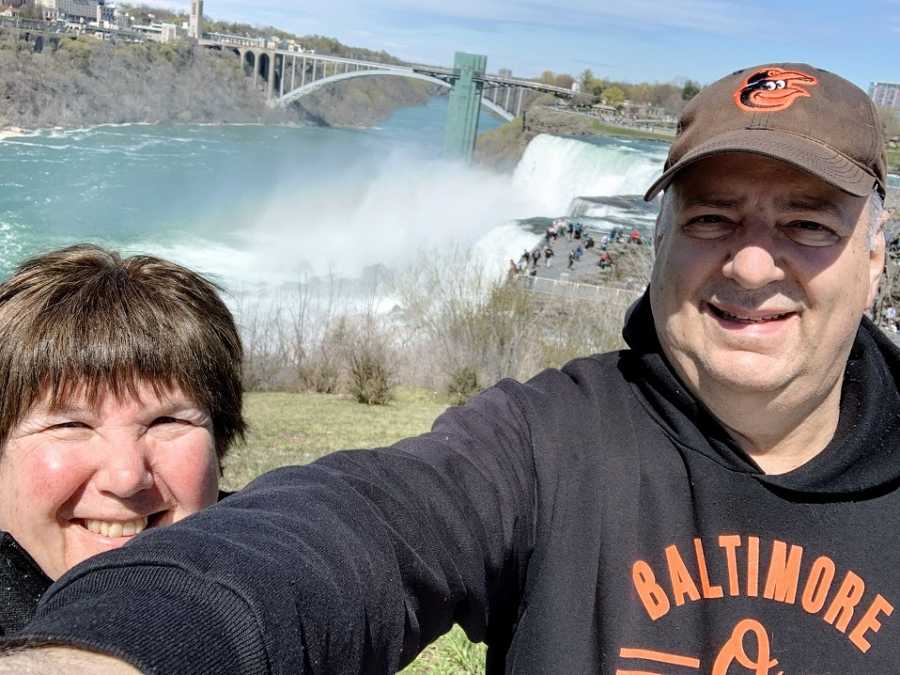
left=513, top=236, right=650, bottom=309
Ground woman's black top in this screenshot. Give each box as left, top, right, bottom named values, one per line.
left=0, top=532, right=51, bottom=636
left=0, top=491, right=233, bottom=635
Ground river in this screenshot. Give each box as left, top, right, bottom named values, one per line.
left=0, top=97, right=668, bottom=291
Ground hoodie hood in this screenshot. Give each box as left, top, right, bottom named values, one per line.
left=622, top=292, right=900, bottom=498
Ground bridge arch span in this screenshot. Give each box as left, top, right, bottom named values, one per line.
left=257, top=53, right=271, bottom=81
left=243, top=50, right=255, bottom=76
left=274, top=69, right=514, bottom=121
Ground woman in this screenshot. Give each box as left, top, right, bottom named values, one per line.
left=0, top=244, right=245, bottom=634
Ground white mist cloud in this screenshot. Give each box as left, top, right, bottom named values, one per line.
left=147, top=148, right=541, bottom=288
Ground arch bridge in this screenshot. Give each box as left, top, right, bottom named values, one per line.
left=201, top=35, right=575, bottom=161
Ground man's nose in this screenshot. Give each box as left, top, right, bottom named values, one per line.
left=721, top=227, right=786, bottom=290
left=93, top=438, right=154, bottom=498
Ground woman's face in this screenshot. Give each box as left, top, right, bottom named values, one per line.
left=0, top=381, right=219, bottom=579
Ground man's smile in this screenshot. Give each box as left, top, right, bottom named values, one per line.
left=703, top=300, right=800, bottom=334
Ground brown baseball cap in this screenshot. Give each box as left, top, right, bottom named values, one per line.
left=644, top=63, right=886, bottom=201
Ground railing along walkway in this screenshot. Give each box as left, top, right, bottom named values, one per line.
left=515, top=275, right=644, bottom=304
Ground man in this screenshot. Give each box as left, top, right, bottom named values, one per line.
left=1, top=62, right=897, bottom=673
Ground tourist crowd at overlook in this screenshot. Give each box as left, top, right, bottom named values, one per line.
left=509, top=218, right=647, bottom=281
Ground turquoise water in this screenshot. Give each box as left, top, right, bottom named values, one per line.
left=0, top=98, right=666, bottom=290
left=0, top=98, right=507, bottom=282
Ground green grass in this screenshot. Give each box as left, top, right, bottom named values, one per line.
left=400, top=625, right=486, bottom=675
left=588, top=118, right=673, bottom=142
left=222, top=387, right=451, bottom=490
left=222, top=388, right=488, bottom=673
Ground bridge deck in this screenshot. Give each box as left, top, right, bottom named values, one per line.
left=202, top=35, right=575, bottom=98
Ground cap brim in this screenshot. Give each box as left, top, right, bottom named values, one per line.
left=643, top=129, right=878, bottom=201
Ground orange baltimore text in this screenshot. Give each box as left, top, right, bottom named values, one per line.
left=632, top=534, right=893, bottom=654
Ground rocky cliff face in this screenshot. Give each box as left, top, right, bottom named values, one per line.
left=291, top=78, right=438, bottom=128
left=0, top=35, right=435, bottom=130
left=0, top=38, right=274, bottom=128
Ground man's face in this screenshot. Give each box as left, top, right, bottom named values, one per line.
left=650, top=153, right=884, bottom=401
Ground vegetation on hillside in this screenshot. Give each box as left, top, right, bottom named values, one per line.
left=0, top=29, right=434, bottom=129
left=236, top=250, right=638, bottom=408
left=119, top=3, right=403, bottom=65
left=534, top=67, right=699, bottom=115
left=0, top=34, right=277, bottom=128
left=473, top=115, right=526, bottom=170
left=290, top=76, right=436, bottom=128
left=888, top=147, right=900, bottom=174
left=878, top=106, right=900, bottom=173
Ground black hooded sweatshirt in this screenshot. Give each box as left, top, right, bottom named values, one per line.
left=8, top=295, right=900, bottom=673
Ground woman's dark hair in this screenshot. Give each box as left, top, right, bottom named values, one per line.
left=0, top=244, right=245, bottom=461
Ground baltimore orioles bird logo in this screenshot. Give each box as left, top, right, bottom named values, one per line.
left=733, top=67, right=818, bottom=112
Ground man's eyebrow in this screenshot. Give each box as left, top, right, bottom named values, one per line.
left=680, top=197, right=742, bottom=210
left=774, top=195, right=843, bottom=216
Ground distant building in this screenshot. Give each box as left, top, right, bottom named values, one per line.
left=95, top=2, right=112, bottom=23
left=131, top=22, right=162, bottom=41
left=870, top=82, right=900, bottom=110
left=188, top=0, right=202, bottom=39
left=160, top=22, right=179, bottom=43
left=37, top=0, right=108, bottom=22
left=498, top=68, right=513, bottom=79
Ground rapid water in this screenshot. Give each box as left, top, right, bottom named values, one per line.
left=0, top=97, right=668, bottom=289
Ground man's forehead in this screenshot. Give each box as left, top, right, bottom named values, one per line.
left=678, top=191, right=845, bottom=214
left=670, top=154, right=858, bottom=212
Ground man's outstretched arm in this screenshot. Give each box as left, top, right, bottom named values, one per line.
left=0, top=647, right=138, bottom=674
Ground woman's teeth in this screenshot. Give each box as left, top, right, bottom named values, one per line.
left=84, top=517, right=149, bottom=538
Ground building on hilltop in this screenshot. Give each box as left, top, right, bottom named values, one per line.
left=870, top=82, right=900, bottom=110
left=128, top=21, right=179, bottom=42
left=160, top=22, right=179, bottom=42
left=36, top=0, right=112, bottom=22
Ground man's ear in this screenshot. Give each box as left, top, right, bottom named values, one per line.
left=867, top=229, right=886, bottom=308
left=654, top=214, right=668, bottom=254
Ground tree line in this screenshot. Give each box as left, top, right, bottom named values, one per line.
left=534, top=68, right=701, bottom=115
left=118, top=3, right=405, bottom=65
left=0, top=34, right=278, bottom=129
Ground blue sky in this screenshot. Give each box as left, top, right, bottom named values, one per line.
left=161, top=0, right=900, bottom=88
